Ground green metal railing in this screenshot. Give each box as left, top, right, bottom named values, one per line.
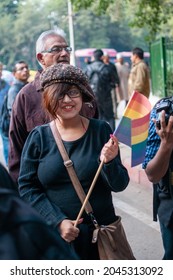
left=165, top=37, right=173, bottom=97
left=150, top=37, right=173, bottom=97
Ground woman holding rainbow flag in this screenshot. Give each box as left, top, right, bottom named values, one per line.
left=18, top=63, right=130, bottom=260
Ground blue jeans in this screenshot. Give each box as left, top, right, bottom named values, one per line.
left=0, top=130, right=9, bottom=166
left=159, top=220, right=173, bottom=260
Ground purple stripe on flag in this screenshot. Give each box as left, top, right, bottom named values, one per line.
left=114, top=116, right=131, bottom=146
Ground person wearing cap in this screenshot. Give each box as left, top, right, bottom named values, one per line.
left=115, top=53, right=130, bottom=107
left=8, top=29, right=98, bottom=184
left=18, top=64, right=129, bottom=260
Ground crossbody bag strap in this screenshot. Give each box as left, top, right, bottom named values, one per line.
left=49, top=120, right=93, bottom=214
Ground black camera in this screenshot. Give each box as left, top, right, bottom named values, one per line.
left=156, top=98, right=173, bottom=129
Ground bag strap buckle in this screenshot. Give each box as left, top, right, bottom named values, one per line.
left=64, top=160, right=73, bottom=168
left=89, top=213, right=99, bottom=229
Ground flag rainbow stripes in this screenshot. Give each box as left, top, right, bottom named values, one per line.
left=114, top=91, right=151, bottom=167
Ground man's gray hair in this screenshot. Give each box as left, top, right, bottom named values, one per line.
left=36, top=28, right=66, bottom=55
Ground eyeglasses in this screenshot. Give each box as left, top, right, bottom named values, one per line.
left=58, top=91, right=81, bottom=100
left=42, top=46, right=72, bottom=54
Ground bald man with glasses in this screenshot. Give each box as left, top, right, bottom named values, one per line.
left=9, top=29, right=97, bottom=183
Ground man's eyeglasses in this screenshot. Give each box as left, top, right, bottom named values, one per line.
left=58, top=91, right=81, bottom=100
left=42, top=46, right=72, bottom=54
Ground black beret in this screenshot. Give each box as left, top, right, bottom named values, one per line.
left=40, top=64, right=94, bottom=102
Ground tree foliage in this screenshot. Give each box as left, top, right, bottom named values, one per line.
left=0, top=0, right=172, bottom=69
left=72, top=0, right=173, bottom=42
left=0, top=0, right=20, bottom=17
left=71, top=0, right=114, bottom=14
left=128, top=0, right=173, bottom=42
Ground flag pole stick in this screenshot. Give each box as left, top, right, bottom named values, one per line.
left=74, top=159, right=104, bottom=227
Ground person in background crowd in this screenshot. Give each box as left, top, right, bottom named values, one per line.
left=85, top=49, right=115, bottom=131
left=128, top=47, right=150, bottom=98
left=0, top=61, right=30, bottom=166
left=0, top=163, right=78, bottom=260
left=84, top=57, right=91, bottom=65
left=18, top=63, right=129, bottom=260
left=142, top=97, right=173, bottom=260
left=102, top=52, right=120, bottom=119
left=9, top=29, right=97, bottom=184
left=115, top=53, right=130, bottom=108
left=0, top=62, right=10, bottom=165
left=8, top=61, right=29, bottom=114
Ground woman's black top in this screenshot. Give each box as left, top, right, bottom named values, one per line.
left=19, top=119, right=129, bottom=227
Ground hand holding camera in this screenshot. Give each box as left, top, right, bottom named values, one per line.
left=155, top=99, right=173, bottom=148
left=156, top=99, right=173, bottom=129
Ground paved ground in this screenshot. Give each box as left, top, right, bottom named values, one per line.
left=113, top=180, right=163, bottom=260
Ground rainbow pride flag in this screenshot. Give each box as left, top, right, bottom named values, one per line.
left=114, top=91, right=151, bottom=167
